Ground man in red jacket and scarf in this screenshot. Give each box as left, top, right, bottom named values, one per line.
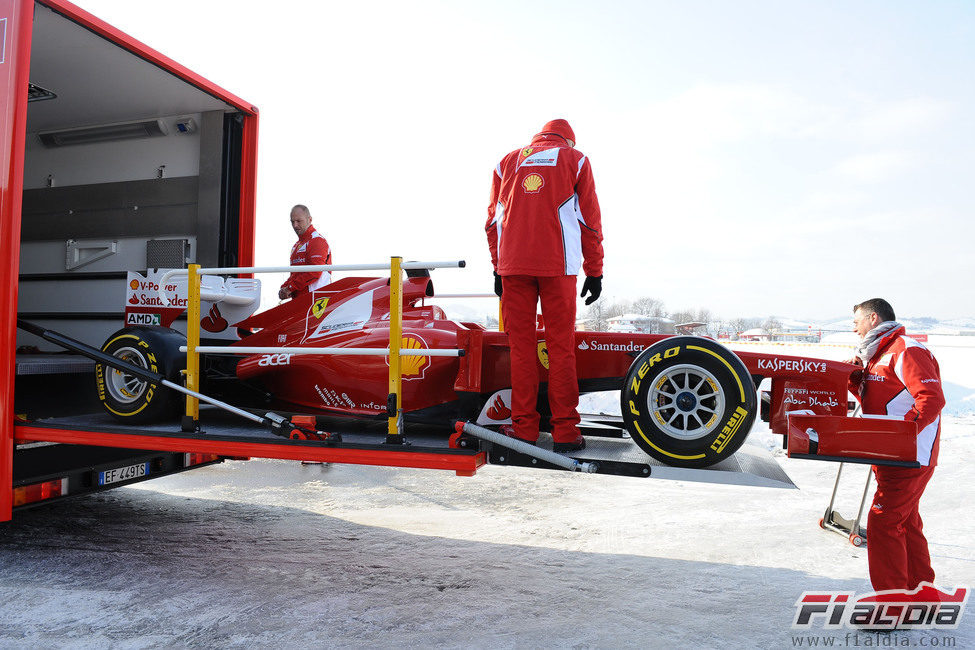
left=849, top=298, right=945, bottom=592
left=485, top=119, right=604, bottom=452
left=278, top=204, right=332, bottom=300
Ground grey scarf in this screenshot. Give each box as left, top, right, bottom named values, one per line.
left=855, top=320, right=902, bottom=365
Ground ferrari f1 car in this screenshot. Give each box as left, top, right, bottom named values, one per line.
left=94, top=268, right=921, bottom=470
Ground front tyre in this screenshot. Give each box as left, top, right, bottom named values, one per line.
left=95, top=327, right=186, bottom=423
left=621, top=336, right=756, bottom=468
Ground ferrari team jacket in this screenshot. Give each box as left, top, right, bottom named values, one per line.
left=850, top=325, right=946, bottom=466
left=486, top=134, right=604, bottom=277
left=280, top=225, right=332, bottom=295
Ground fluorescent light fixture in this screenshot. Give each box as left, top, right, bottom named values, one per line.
left=39, top=119, right=168, bottom=147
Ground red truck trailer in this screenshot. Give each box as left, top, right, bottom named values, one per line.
left=0, top=0, right=264, bottom=520
left=2, top=0, right=921, bottom=524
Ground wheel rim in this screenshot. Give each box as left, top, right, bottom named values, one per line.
left=106, top=347, right=149, bottom=404
left=646, top=363, right=726, bottom=441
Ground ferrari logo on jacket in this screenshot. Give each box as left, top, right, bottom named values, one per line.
left=523, top=173, right=544, bottom=193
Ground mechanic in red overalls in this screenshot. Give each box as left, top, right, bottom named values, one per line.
left=278, top=204, right=332, bottom=300
left=849, top=298, right=945, bottom=591
left=485, top=119, right=604, bottom=452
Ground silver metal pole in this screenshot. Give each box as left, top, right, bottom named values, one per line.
left=461, top=422, right=597, bottom=473
left=160, top=378, right=265, bottom=425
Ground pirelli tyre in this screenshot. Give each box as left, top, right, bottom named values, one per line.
left=621, top=336, right=757, bottom=468
left=95, top=327, right=186, bottom=423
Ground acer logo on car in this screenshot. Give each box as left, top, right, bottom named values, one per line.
left=257, top=353, right=292, bottom=367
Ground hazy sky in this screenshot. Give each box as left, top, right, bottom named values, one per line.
left=77, top=0, right=974, bottom=321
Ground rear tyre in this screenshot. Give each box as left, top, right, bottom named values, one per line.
left=620, top=336, right=757, bottom=468
left=95, top=327, right=186, bottom=423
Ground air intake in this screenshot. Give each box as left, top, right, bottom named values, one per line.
left=39, top=119, right=169, bottom=147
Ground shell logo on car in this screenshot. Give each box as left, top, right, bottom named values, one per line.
left=394, top=334, right=430, bottom=379
left=522, top=173, right=544, bottom=193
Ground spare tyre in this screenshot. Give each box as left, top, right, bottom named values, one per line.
left=95, top=326, right=186, bottom=423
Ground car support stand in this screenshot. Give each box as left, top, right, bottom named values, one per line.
left=820, top=462, right=871, bottom=547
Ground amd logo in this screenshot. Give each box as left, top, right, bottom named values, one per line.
left=126, top=312, right=161, bottom=326
left=257, top=353, right=292, bottom=367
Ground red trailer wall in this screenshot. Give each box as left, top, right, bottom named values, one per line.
left=0, top=0, right=33, bottom=522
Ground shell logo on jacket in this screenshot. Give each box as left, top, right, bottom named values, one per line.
left=522, top=174, right=544, bottom=193
left=851, top=325, right=946, bottom=466
left=486, top=121, right=604, bottom=278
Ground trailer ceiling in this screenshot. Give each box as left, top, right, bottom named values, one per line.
left=26, top=2, right=235, bottom=133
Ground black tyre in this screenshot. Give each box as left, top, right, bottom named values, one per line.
left=620, top=336, right=756, bottom=468
left=95, top=327, right=186, bottom=423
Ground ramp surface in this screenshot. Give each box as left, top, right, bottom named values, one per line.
left=18, top=410, right=795, bottom=487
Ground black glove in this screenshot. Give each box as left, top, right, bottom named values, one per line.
left=580, top=275, right=602, bottom=305
left=494, top=272, right=503, bottom=298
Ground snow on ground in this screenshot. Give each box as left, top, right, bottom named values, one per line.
left=1, top=343, right=974, bottom=648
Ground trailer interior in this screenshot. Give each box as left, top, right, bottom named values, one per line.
left=5, top=0, right=261, bottom=518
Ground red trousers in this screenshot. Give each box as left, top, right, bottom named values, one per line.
left=501, top=275, right=580, bottom=443
left=868, top=464, right=936, bottom=591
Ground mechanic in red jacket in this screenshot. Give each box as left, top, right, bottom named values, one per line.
left=848, top=298, right=945, bottom=592
left=278, top=204, right=332, bottom=300
left=485, top=119, right=604, bottom=452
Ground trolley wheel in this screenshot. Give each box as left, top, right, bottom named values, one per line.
left=850, top=533, right=865, bottom=547
left=818, top=517, right=826, bottom=530
left=95, top=326, right=186, bottom=423
left=620, top=336, right=757, bottom=468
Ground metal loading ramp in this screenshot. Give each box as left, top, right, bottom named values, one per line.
left=485, top=423, right=796, bottom=489
left=17, top=410, right=795, bottom=488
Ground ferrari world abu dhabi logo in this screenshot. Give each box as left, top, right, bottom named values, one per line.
left=522, top=173, right=544, bottom=193
left=793, top=583, right=968, bottom=631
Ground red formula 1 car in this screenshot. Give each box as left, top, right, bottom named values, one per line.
left=95, top=272, right=915, bottom=469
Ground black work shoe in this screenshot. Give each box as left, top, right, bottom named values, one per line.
left=553, top=435, right=586, bottom=453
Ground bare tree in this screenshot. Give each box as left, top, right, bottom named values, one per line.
left=670, top=309, right=695, bottom=325
left=762, top=316, right=782, bottom=335
left=632, top=296, right=666, bottom=317
left=584, top=300, right=609, bottom=331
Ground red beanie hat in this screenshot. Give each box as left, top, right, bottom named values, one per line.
left=537, top=119, right=575, bottom=145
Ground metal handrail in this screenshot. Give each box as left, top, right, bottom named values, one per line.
left=176, top=258, right=466, bottom=439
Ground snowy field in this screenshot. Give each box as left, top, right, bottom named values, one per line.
left=1, top=340, right=973, bottom=648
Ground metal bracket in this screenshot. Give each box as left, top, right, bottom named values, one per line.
left=65, top=238, right=118, bottom=271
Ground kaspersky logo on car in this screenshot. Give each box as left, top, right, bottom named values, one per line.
left=792, top=583, right=968, bottom=631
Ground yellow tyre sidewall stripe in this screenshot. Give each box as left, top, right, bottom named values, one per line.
left=97, top=334, right=159, bottom=416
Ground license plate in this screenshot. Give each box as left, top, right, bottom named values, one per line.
left=98, top=462, right=149, bottom=486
